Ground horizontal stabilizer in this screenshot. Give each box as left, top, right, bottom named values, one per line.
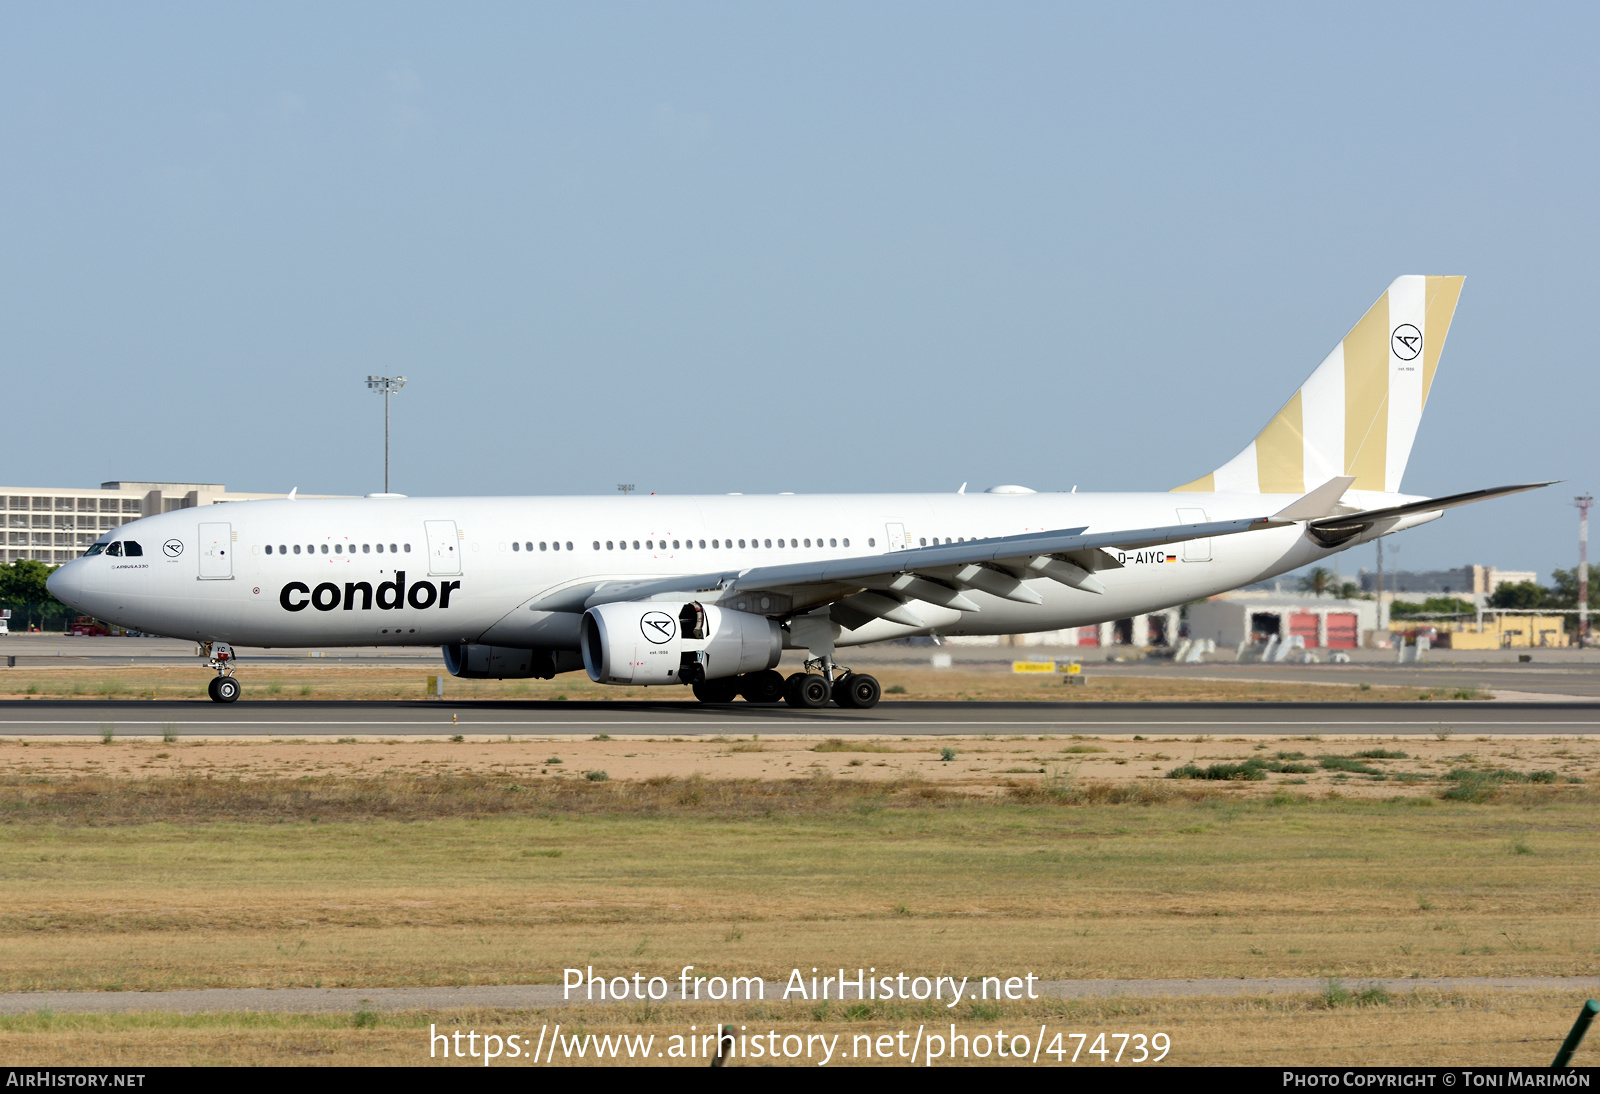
left=1306, top=482, right=1553, bottom=547
left=1272, top=476, right=1356, bottom=521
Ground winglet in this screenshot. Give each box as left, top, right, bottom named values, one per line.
left=1272, top=476, right=1356, bottom=521
left=287, top=487, right=298, bottom=501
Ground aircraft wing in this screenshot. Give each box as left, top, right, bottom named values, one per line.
left=579, top=514, right=1288, bottom=628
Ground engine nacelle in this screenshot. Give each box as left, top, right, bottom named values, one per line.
left=580, top=601, right=782, bottom=685
left=442, top=644, right=582, bottom=680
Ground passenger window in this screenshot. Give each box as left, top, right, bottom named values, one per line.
left=594, top=541, right=600, bottom=550
left=334, top=544, right=342, bottom=554
left=842, top=538, right=849, bottom=547
left=106, top=542, right=122, bottom=557
left=512, top=541, right=520, bottom=551
left=672, top=540, right=680, bottom=549
left=868, top=538, right=875, bottom=547
left=632, top=540, right=640, bottom=550
left=830, top=538, right=837, bottom=547
left=403, top=544, right=410, bottom=552
left=698, top=540, right=706, bottom=549
left=525, top=542, right=533, bottom=551
left=606, top=541, right=614, bottom=550
left=803, top=538, right=811, bottom=547
left=564, top=541, right=573, bottom=551
left=265, top=545, right=273, bottom=555
left=738, top=539, right=745, bottom=548
left=711, top=540, right=719, bottom=549
left=539, top=542, right=547, bottom=551
left=123, top=541, right=142, bottom=556
left=919, top=538, right=926, bottom=546
left=294, top=545, right=302, bottom=555
left=363, top=544, right=371, bottom=553
left=764, top=539, right=771, bottom=548
left=375, top=543, right=383, bottom=553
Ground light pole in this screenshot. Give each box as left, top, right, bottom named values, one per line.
left=1577, top=495, right=1593, bottom=647
left=366, top=375, right=407, bottom=494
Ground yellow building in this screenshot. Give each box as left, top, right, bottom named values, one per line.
left=1434, top=615, right=1570, bottom=650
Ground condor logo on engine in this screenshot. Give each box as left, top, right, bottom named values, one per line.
left=639, top=610, right=677, bottom=644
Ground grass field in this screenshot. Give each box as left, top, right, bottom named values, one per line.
left=0, top=661, right=1486, bottom=703
left=2, top=730, right=1595, bottom=1066
left=1, top=767, right=1596, bottom=991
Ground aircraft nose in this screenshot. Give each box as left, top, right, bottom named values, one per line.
left=47, top=560, right=84, bottom=610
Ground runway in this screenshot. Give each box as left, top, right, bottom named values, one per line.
left=3, top=698, right=1599, bottom=735
left=2, top=977, right=1594, bottom=1015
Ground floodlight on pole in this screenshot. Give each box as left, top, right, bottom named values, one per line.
left=618, top=484, right=635, bottom=495
left=366, top=375, right=407, bottom=494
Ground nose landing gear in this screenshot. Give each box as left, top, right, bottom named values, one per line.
left=201, top=642, right=241, bottom=703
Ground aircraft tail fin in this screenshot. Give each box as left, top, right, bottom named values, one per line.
left=1173, top=275, right=1465, bottom=495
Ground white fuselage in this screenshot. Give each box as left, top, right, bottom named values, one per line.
left=46, top=490, right=1422, bottom=654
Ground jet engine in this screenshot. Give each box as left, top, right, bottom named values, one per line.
left=442, top=644, right=581, bottom=680
left=580, top=601, right=781, bottom=685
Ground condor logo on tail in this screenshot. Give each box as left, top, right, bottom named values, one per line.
left=280, top=571, right=461, bottom=612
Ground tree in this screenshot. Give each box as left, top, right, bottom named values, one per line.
left=1335, top=581, right=1366, bottom=601
left=0, top=560, right=66, bottom=630
left=1390, top=596, right=1475, bottom=619
left=1297, top=566, right=1336, bottom=597
left=1547, top=568, right=1581, bottom=609
left=1488, top=580, right=1548, bottom=611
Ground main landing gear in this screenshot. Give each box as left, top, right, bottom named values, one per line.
left=201, top=642, right=240, bottom=704
left=687, top=666, right=880, bottom=709
left=782, top=663, right=882, bottom=709
left=690, top=668, right=785, bottom=705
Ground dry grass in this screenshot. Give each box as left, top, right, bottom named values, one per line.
left=0, top=764, right=1597, bottom=993
left=4, top=734, right=1592, bottom=800
left=1, top=992, right=1593, bottom=1066
left=0, top=663, right=1449, bottom=703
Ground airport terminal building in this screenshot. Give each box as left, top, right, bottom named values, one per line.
left=3, top=482, right=300, bottom=564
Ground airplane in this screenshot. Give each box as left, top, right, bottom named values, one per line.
left=47, top=275, right=1546, bottom=707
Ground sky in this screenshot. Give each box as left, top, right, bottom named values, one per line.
left=3, top=3, right=1596, bottom=581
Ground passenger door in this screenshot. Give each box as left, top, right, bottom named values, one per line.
left=885, top=523, right=908, bottom=551
left=1175, top=508, right=1211, bottom=562
left=424, top=520, right=462, bottom=576
left=197, top=522, right=232, bottom=579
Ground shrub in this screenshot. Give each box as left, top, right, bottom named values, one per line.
left=584, top=770, right=609, bottom=782
left=1167, top=761, right=1266, bottom=781
left=940, top=748, right=956, bottom=762
left=1318, top=756, right=1383, bottom=775
left=1353, top=749, right=1408, bottom=759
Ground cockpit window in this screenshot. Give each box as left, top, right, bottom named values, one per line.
left=123, top=541, right=143, bottom=556
left=83, top=543, right=106, bottom=557
left=105, top=542, right=123, bottom=557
